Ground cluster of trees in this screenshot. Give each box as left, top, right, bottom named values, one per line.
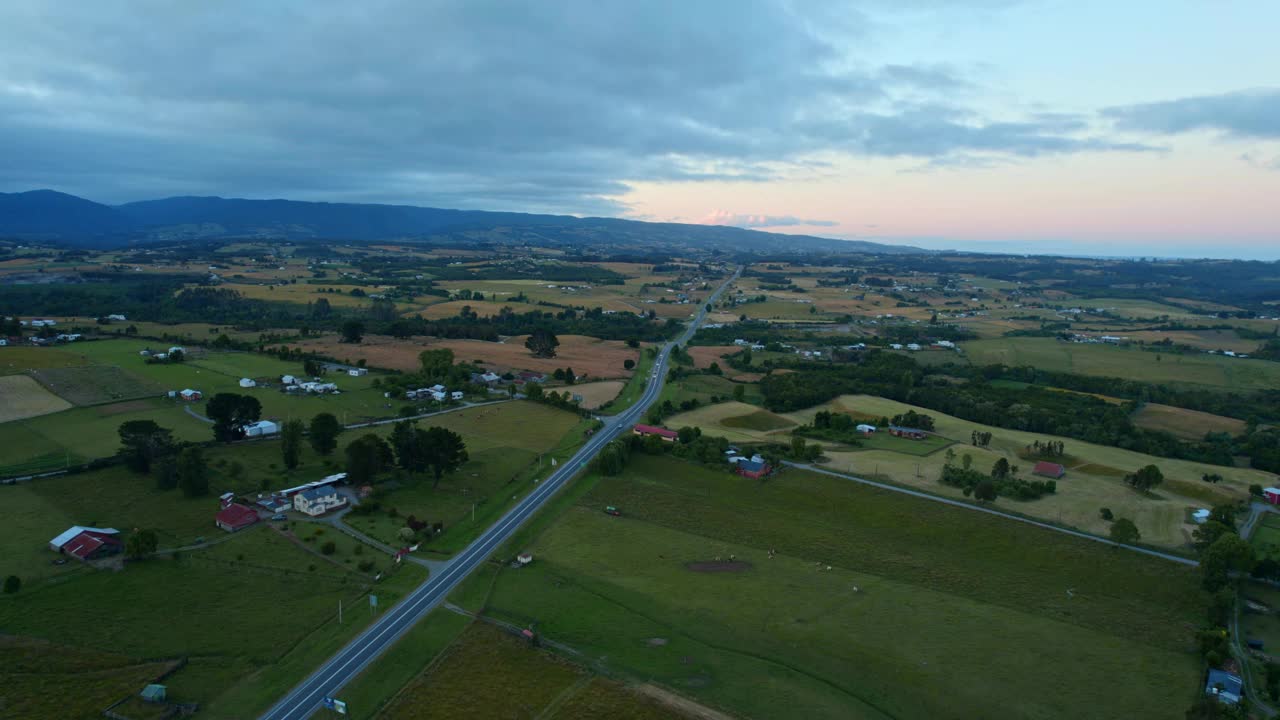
left=117, top=420, right=210, bottom=497
left=1124, top=464, right=1164, bottom=493
left=794, top=411, right=864, bottom=446
left=939, top=453, right=1057, bottom=501
left=523, top=382, right=587, bottom=414
left=970, top=431, right=993, bottom=447
left=526, top=328, right=559, bottom=358
left=206, top=392, right=263, bottom=442
left=372, top=306, right=675, bottom=344
left=1026, top=439, right=1066, bottom=458
left=890, top=410, right=934, bottom=431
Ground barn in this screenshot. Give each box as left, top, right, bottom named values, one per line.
left=736, top=459, right=770, bottom=479
left=633, top=424, right=679, bottom=442
left=215, top=503, right=260, bottom=532
left=888, top=426, right=927, bottom=440
left=1032, top=461, right=1066, bottom=479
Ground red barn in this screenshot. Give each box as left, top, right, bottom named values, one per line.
left=1265, top=488, right=1280, bottom=505
left=1032, top=461, right=1066, bottom=479
left=215, top=503, right=260, bottom=532
left=633, top=424, right=679, bottom=442
left=736, top=459, right=770, bottom=479
left=61, top=531, right=123, bottom=562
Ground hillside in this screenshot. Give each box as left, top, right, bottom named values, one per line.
left=0, top=190, right=922, bottom=255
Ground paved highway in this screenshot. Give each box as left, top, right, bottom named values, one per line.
left=259, top=267, right=740, bottom=720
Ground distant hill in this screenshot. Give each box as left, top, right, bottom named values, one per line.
left=0, top=190, right=922, bottom=254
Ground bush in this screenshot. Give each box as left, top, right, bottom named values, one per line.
left=358, top=560, right=376, bottom=572
left=3, top=575, right=20, bottom=594
left=1099, top=507, right=1114, bottom=521
left=354, top=544, right=363, bottom=555
left=308, top=564, right=316, bottom=572
left=320, top=541, right=336, bottom=555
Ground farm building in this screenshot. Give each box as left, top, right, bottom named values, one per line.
left=888, top=426, right=927, bottom=440
left=244, top=420, right=279, bottom=437
left=736, top=459, right=770, bottom=479
left=294, top=486, right=347, bottom=516
left=1264, top=488, right=1280, bottom=505
left=516, top=371, right=546, bottom=383
left=239, top=378, right=257, bottom=388
left=215, top=503, right=259, bottom=532
left=1032, top=462, right=1066, bottom=479
left=633, top=424, right=679, bottom=442
left=168, top=346, right=185, bottom=355
left=348, top=368, right=368, bottom=377
left=856, top=424, right=876, bottom=434
left=471, top=371, right=502, bottom=385
left=1192, top=509, right=1212, bottom=524
left=49, top=526, right=123, bottom=562
left=281, top=374, right=298, bottom=385
left=178, top=389, right=202, bottom=401
left=451, top=390, right=464, bottom=400
left=1205, top=669, right=1243, bottom=705
left=279, top=473, right=347, bottom=498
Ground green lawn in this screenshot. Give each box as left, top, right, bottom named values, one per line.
left=459, top=454, right=1205, bottom=720
left=855, top=430, right=952, bottom=456
left=961, top=337, right=1280, bottom=391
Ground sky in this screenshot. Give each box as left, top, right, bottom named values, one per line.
left=1, top=1, right=1278, bottom=258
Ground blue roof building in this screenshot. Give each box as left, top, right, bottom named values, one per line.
left=1205, top=668, right=1243, bottom=705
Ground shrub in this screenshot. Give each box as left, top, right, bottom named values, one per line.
left=358, top=560, right=376, bottom=572
left=320, top=541, right=336, bottom=555
left=1099, top=507, right=1114, bottom=521
left=3, top=576, right=20, bottom=594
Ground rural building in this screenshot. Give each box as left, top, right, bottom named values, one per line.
left=279, top=472, right=347, bottom=498
left=178, top=389, right=202, bottom=401
left=736, top=459, right=770, bottom=479
left=140, top=684, right=166, bottom=703
left=239, top=378, right=257, bottom=388
left=293, top=486, right=347, bottom=516
left=516, top=371, right=546, bottom=383
left=107, top=314, right=127, bottom=321
left=1032, top=462, right=1066, bottom=479
left=348, top=368, right=368, bottom=377
left=1205, top=669, right=1243, bottom=705
left=215, top=503, right=259, bottom=532
left=0, top=339, right=7, bottom=346
left=1192, top=509, right=1212, bottom=524
left=281, top=374, right=298, bottom=385
left=888, top=426, right=927, bottom=440
left=49, top=526, right=123, bottom=562
left=471, top=371, right=501, bottom=386
left=856, top=424, right=876, bottom=434
left=1265, top=488, right=1280, bottom=505
left=244, top=420, right=279, bottom=437
left=633, top=424, right=679, bottom=442
left=451, top=390, right=464, bottom=400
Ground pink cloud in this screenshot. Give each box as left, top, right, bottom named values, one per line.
left=697, top=210, right=838, bottom=228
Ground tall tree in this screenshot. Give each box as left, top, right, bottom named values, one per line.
left=153, top=456, right=178, bottom=490
left=973, top=480, right=997, bottom=502
left=117, top=420, right=174, bottom=473
left=990, top=457, right=1010, bottom=479
left=341, top=319, right=364, bottom=344
left=525, top=328, right=559, bottom=358
left=177, top=446, right=209, bottom=498
left=345, top=433, right=394, bottom=485
left=1109, top=518, right=1141, bottom=544
left=1125, top=464, right=1164, bottom=493
left=280, top=419, right=305, bottom=470
left=422, top=426, right=468, bottom=488
left=1201, top=533, right=1254, bottom=592
left=206, top=393, right=262, bottom=442
left=126, top=529, right=159, bottom=559
left=418, top=348, right=455, bottom=379
left=390, top=420, right=429, bottom=475
left=309, top=412, right=343, bottom=456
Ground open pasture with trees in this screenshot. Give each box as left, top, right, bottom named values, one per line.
left=30, top=364, right=163, bottom=405
left=459, top=454, right=1204, bottom=720
left=0, top=636, right=178, bottom=720
left=961, top=337, right=1280, bottom=391
left=1131, top=403, right=1248, bottom=441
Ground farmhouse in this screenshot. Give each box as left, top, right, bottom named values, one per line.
left=279, top=472, right=347, bottom=498
left=471, top=371, right=502, bottom=386
left=281, top=374, right=297, bottom=385
left=516, top=371, right=546, bottom=384
left=888, top=426, right=927, bottom=440
left=1264, top=488, right=1280, bottom=505
left=168, top=346, right=185, bottom=355
left=244, top=420, right=279, bottom=437
left=451, top=390, right=464, bottom=400
left=736, top=459, right=770, bottom=479
left=49, top=526, right=123, bottom=562
left=215, top=503, right=259, bottom=532
left=633, top=424, right=679, bottom=442
left=293, top=486, right=347, bottom=516
left=1032, top=462, right=1066, bottom=479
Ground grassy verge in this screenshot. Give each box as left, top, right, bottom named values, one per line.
left=600, top=347, right=656, bottom=415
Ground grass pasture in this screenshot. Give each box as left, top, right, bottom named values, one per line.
left=1132, top=403, right=1247, bottom=441
left=565, top=380, right=625, bottom=409
left=0, top=636, right=176, bottom=720
left=0, top=345, right=90, bottom=375
left=465, top=454, right=1204, bottom=720
left=30, top=364, right=162, bottom=405
left=720, top=408, right=795, bottom=431
left=0, top=374, right=72, bottom=421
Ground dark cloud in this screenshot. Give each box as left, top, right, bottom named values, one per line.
left=1103, top=88, right=1280, bottom=139
left=0, top=1, right=1154, bottom=212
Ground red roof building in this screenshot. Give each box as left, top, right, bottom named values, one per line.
left=633, top=424, right=679, bottom=441
left=1032, top=461, right=1066, bottom=479
left=215, top=503, right=260, bottom=532
left=63, top=531, right=123, bottom=562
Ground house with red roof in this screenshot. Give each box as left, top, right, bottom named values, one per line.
left=735, top=459, right=771, bottom=479
left=633, top=424, right=679, bottom=442
left=1032, top=461, right=1066, bottom=479
left=215, top=503, right=260, bottom=532
left=49, top=526, right=123, bottom=562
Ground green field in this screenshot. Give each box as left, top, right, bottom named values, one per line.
left=31, top=364, right=163, bottom=405
left=1250, top=514, right=1280, bottom=561
left=0, top=636, right=176, bottom=720
left=458, top=454, right=1205, bottom=720
left=855, top=430, right=952, bottom=455
left=961, top=337, right=1280, bottom=391
left=656, top=373, right=763, bottom=409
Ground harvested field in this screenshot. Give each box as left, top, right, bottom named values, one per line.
left=30, top=365, right=162, bottom=406
left=411, top=299, right=513, bottom=319
left=0, top=374, right=72, bottom=422
left=720, top=409, right=794, bottom=431
left=687, top=345, right=739, bottom=370
left=566, top=380, right=625, bottom=409
left=1132, top=403, right=1247, bottom=441
left=685, top=560, right=752, bottom=573
left=297, top=334, right=640, bottom=380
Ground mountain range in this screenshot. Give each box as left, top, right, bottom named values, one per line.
left=0, top=189, right=921, bottom=255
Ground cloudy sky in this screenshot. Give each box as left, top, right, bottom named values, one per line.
left=2, top=1, right=1278, bottom=258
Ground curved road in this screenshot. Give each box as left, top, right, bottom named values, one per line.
left=259, top=267, right=740, bottom=720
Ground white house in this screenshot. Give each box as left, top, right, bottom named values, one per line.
left=293, top=486, right=347, bottom=516
left=429, top=384, right=446, bottom=393
left=890, top=343, right=904, bottom=350
left=450, top=391, right=464, bottom=401
left=239, top=378, right=257, bottom=388
left=906, top=343, right=921, bottom=351
left=856, top=424, right=877, bottom=433
left=0, top=339, right=7, bottom=346
left=244, top=420, right=279, bottom=437
left=430, top=390, right=447, bottom=401
left=178, top=388, right=202, bottom=401
left=348, top=368, right=368, bottom=377
left=106, top=314, right=127, bottom=321
left=168, top=346, right=185, bottom=355
left=281, top=375, right=297, bottom=385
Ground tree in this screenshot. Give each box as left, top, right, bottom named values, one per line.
left=563, top=367, right=575, bottom=384
left=990, top=457, right=1010, bottom=479
left=422, top=426, right=469, bottom=488
left=1109, top=518, right=1140, bottom=544
left=1125, top=464, right=1164, bottom=493
left=525, top=328, right=559, bottom=358
left=390, top=421, right=429, bottom=475
left=624, top=358, right=635, bottom=370
left=1201, top=533, right=1254, bottom=592
left=341, top=319, right=364, bottom=344
left=791, top=435, right=807, bottom=459
left=973, top=480, right=997, bottom=502
left=309, top=412, right=343, bottom=455
left=311, top=297, right=333, bottom=319
left=281, top=419, right=305, bottom=470
left=154, top=456, right=178, bottom=490
left=1193, top=521, right=1235, bottom=552
left=206, top=393, right=262, bottom=442
left=177, top=446, right=209, bottom=498
left=732, top=384, right=745, bottom=402
left=345, top=433, right=394, bottom=485
left=1099, top=507, right=1114, bottom=521
left=2, top=575, right=19, bottom=594
left=126, top=529, right=159, bottom=559
left=418, top=348, right=454, bottom=379
left=625, top=338, right=640, bottom=349
left=117, top=420, right=174, bottom=473
left=168, top=348, right=185, bottom=362
left=961, top=453, right=973, bottom=470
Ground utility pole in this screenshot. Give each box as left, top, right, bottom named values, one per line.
left=338, top=599, right=343, bottom=625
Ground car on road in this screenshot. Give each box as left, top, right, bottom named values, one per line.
left=271, top=513, right=288, bottom=521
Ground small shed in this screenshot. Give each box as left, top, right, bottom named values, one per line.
left=239, top=378, right=257, bottom=388
left=888, top=426, right=926, bottom=440
left=140, top=684, right=167, bottom=703
left=215, top=503, right=259, bottom=532
left=517, top=552, right=534, bottom=565
left=1032, top=462, right=1066, bottom=479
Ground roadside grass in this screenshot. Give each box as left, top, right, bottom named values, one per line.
left=473, top=454, right=1204, bottom=720
left=0, top=636, right=174, bottom=720
left=600, top=346, right=656, bottom=414
left=1132, top=403, right=1247, bottom=441
left=335, top=609, right=473, bottom=720
left=1241, top=583, right=1280, bottom=654
left=555, top=679, right=690, bottom=720
left=960, top=337, right=1280, bottom=391
left=378, top=623, right=583, bottom=720
left=0, top=374, right=72, bottom=422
